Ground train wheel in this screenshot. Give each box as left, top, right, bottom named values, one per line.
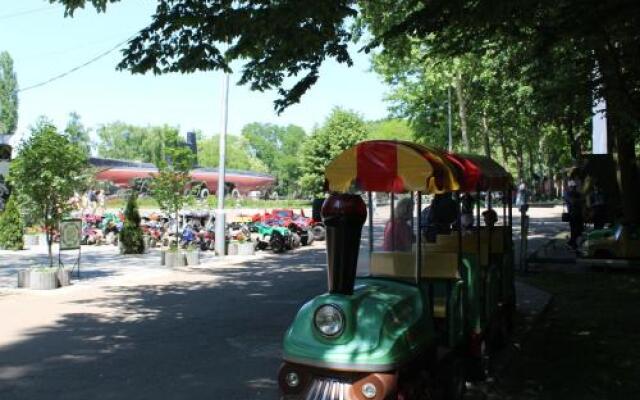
left=301, top=229, right=314, bottom=246
left=271, top=234, right=285, bottom=253
left=489, top=310, right=510, bottom=351
left=468, top=340, right=490, bottom=382
left=439, top=355, right=466, bottom=400
left=311, top=224, right=326, bottom=241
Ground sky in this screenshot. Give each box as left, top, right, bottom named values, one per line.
left=0, top=0, right=391, bottom=146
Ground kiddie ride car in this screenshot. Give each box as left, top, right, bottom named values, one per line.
left=255, top=209, right=316, bottom=246
left=578, top=224, right=640, bottom=267
left=279, top=140, right=515, bottom=400
left=253, top=223, right=298, bottom=253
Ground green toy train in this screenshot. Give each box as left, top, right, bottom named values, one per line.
left=279, top=141, right=515, bottom=400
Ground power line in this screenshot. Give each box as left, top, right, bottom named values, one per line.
left=0, top=6, right=59, bottom=21
left=18, top=35, right=136, bottom=93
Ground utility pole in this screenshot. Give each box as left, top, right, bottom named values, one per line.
left=214, top=72, right=230, bottom=257
left=447, top=86, right=453, bottom=152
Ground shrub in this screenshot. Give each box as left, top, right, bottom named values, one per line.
left=0, top=196, right=24, bottom=250
left=119, top=192, right=145, bottom=254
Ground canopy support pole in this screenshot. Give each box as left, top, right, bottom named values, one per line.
left=368, top=191, right=374, bottom=255
left=416, top=192, right=422, bottom=285
left=456, top=193, right=463, bottom=274
left=476, top=189, right=484, bottom=322
left=390, top=193, right=395, bottom=250
left=503, top=189, right=508, bottom=249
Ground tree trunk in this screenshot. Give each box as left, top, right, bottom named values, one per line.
left=46, top=229, right=53, bottom=267
left=595, top=42, right=640, bottom=224
left=481, top=112, right=491, bottom=158
left=175, top=209, right=180, bottom=242
left=454, top=71, right=470, bottom=152
left=499, top=132, right=509, bottom=166
left=607, top=102, right=640, bottom=223
left=565, top=118, right=580, bottom=162
left=515, top=142, right=525, bottom=183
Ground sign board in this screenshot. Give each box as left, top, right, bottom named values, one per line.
left=60, top=219, right=82, bottom=250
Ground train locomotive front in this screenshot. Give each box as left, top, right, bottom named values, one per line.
left=279, top=141, right=514, bottom=400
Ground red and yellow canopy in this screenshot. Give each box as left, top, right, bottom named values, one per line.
left=325, top=141, right=459, bottom=193
left=324, top=140, right=511, bottom=193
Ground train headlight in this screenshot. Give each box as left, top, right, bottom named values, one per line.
left=361, top=382, right=377, bottom=398
left=314, top=304, right=344, bottom=337
left=285, top=372, right=299, bottom=388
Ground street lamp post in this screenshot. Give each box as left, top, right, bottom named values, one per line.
left=214, top=72, right=230, bottom=257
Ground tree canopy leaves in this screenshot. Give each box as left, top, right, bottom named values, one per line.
left=0, top=51, right=18, bottom=136
left=300, top=107, right=368, bottom=197
left=9, top=118, right=89, bottom=264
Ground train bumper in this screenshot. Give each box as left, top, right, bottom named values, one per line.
left=278, top=362, right=397, bottom=400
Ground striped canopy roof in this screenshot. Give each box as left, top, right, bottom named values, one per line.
left=325, top=140, right=512, bottom=193
left=458, top=154, right=512, bottom=190
left=325, top=140, right=460, bottom=193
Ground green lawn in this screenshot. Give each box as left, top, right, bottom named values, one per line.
left=105, top=196, right=311, bottom=210
left=502, top=270, right=640, bottom=399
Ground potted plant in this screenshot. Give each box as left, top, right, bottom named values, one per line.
left=184, top=242, right=200, bottom=265
left=17, top=269, right=31, bottom=288
left=165, top=243, right=179, bottom=268
left=236, top=233, right=255, bottom=256
left=29, top=267, right=59, bottom=290
left=56, top=267, right=72, bottom=287
left=227, top=240, right=239, bottom=255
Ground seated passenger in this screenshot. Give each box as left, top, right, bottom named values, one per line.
left=482, top=208, right=498, bottom=228
left=383, top=197, right=413, bottom=251
left=422, top=193, right=459, bottom=242
left=460, top=194, right=475, bottom=231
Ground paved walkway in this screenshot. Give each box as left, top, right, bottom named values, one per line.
left=0, top=206, right=564, bottom=400
left=0, top=244, right=224, bottom=290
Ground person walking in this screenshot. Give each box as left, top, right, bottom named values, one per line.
left=564, top=180, right=584, bottom=249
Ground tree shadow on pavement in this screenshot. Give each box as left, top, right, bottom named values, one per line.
left=0, top=247, right=328, bottom=400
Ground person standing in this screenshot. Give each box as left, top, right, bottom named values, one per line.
left=588, top=182, right=606, bottom=230
left=515, top=181, right=528, bottom=209
left=564, top=180, right=584, bottom=248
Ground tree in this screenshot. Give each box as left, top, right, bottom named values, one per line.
left=197, top=134, right=267, bottom=172
left=96, top=122, right=183, bottom=165
left=64, top=112, right=92, bottom=156
left=0, top=51, right=18, bottom=136
left=241, top=123, right=306, bottom=195
left=9, top=118, right=88, bottom=265
left=367, top=119, right=414, bottom=141
left=150, top=131, right=195, bottom=238
left=55, top=0, right=640, bottom=221
left=0, top=195, right=24, bottom=250
left=299, top=108, right=368, bottom=197
left=119, top=191, right=145, bottom=254
left=53, top=0, right=357, bottom=113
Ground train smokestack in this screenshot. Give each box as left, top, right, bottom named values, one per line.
left=321, top=193, right=367, bottom=295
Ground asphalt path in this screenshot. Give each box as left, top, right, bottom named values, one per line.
left=0, top=205, right=567, bottom=400
left=0, top=246, right=327, bottom=400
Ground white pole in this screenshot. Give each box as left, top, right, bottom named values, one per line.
left=447, top=86, right=453, bottom=152
left=214, top=72, right=230, bottom=256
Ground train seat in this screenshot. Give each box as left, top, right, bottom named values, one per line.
left=433, top=297, right=447, bottom=319
left=370, top=251, right=415, bottom=278
left=421, top=252, right=460, bottom=279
